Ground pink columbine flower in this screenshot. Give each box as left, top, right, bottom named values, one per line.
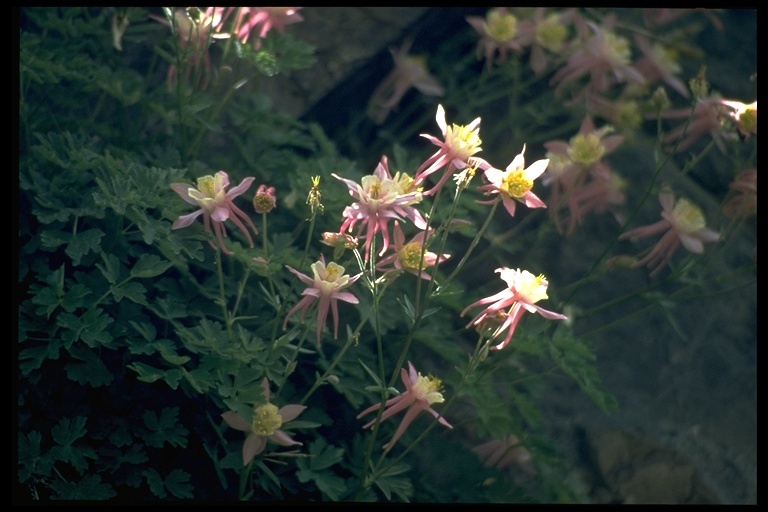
left=476, top=145, right=549, bottom=217
left=516, top=8, right=573, bottom=76
left=632, top=34, right=689, bottom=98
left=221, top=378, right=306, bottom=466
left=283, top=255, right=361, bottom=346
left=461, top=268, right=568, bottom=351
left=149, top=8, right=227, bottom=91
left=320, top=232, right=358, bottom=260
left=550, top=15, right=645, bottom=103
left=466, top=8, right=523, bottom=70
left=618, top=190, right=720, bottom=276
left=368, top=38, right=445, bottom=125
left=720, top=100, right=757, bottom=139
left=376, top=221, right=450, bottom=281
left=219, top=7, right=304, bottom=48
left=723, top=168, right=757, bottom=219
left=170, top=171, right=258, bottom=255
left=333, top=155, right=426, bottom=259
left=415, top=104, right=492, bottom=195
left=542, top=117, right=625, bottom=235
left=253, top=184, right=277, bottom=214
left=472, top=434, right=535, bottom=474
left=357, top=361, right=453, bottom=452
left=659, top=97, right=738, bottom=153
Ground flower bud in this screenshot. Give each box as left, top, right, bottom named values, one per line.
left=253, top=184, right=277, bottom=214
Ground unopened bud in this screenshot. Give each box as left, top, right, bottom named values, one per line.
left=253, top=184, right=277, bottom=214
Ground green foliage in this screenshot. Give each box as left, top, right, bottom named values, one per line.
left=295, top=439, right=348, bottom=501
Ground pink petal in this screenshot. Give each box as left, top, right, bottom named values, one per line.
left=242, top=433, right=266, bottom=465
left=222, top=411, right=251, bottom=432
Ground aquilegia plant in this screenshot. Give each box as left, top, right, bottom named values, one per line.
left=18, top=7, right=755, bottom=503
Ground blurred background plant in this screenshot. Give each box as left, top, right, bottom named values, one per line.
left=17, top=7, right=755, bottom=503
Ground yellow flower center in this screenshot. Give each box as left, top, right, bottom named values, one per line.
left=501, top=169, right=533, bottom=198
left=398, top=242, right=424, bottom=271
left=196, top=175, right=217, bottom=198
left=536, top=16, right=566, bottom=52
left=486, top=9, right=517, bottom=42
left=614, top=101, right=642, bottom=131
left=602, top=32, right=631, bottom=66
left=514, top=271, right=548, bottom=304
left=412, top=374, right=445, bottom=405
left=670, top=198, right=706, bottom=234
left=252, top=403, right=282, bottom=436
left=323, top=262, right=343, bottom=281
left=366, top=177, right=383, bottom=199
left=446, top=123, right=482, bottom=161
left=739, top=108, right=757, bottom=134
left=567, top=133, right=605, bottom=167
left=254, top=194, right=274, bottom=213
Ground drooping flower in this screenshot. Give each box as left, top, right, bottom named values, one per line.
left=472, top=434, right=535, bottom=474
left=659, top=96, right=738, bottom=153
left=367, top=37, right=445, bottom=125
left=170, top=170, right=258, bottom=255
left=542, top=117, right=625, bottom=235
left=414, top=104, right=492, bottom=195
left=723, top=168, right=757, bottom=219
left=632, top=34, right=689, bottom=98
left=461, top=268, right=568, bottom=351
left=221, top=378, right=306, bottom=466
left=357, top=361, right=452, bottom=452
left=466, top=7, right=523, bottom=70
left=320, top=232, right=358, bottom=260
left=550, top=15, right=645, bottom=102
left=253, top=184, right=277, bottom=214
left=618, top=190, right=720, bottom=276
left=218, top=7, right=304, bottom=49
left=376, top=221, right=450, bottom=281
left=333, top=155, right=426, bottom=259
left=149, top=7, right=227, bottom=91
left=283, top=255, right=361, bottom=346
left=476, top=145, right=549, bottom=217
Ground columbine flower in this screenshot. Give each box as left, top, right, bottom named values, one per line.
left=632, top=34, right=689, bottom=98
left=461, top=268, right=568, bottom=351
left=170, top=171, right=258, bottom=255
left=283, top=255, right=361, bottom=346
left=149, top=7, right=226, bottom=92
left=516, top=8, right=572, bottom=75
left=472, top=434, right=535, bottom=474
left=618, top=190, right=720, bottom=276
left=357, top=361, right=453, bottom=452
left=368, top=38, right=445, bottom=124
left=415, top=104, right=492, bottom=195
left=466, top=7, right=522, bottom=70
left=720, top=100, right=757, bottom=139
left=221, top=378, right=306, bottom=466
left=253, top=184, right=277, bottom=214
left=220, top=7, right=304, bottom=49
left=476, top=145, right=548, bottom=217
left=333, top=155, right=426, bottom=259
left=376, top=221, right=450, bottom=281
left=550, top=15, right=645, bottom=102
left=320, top=232, right=358, bottom=260
left=723, top=168, right=757, bottom=219
left=659, top=96, right=738, bottom=153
